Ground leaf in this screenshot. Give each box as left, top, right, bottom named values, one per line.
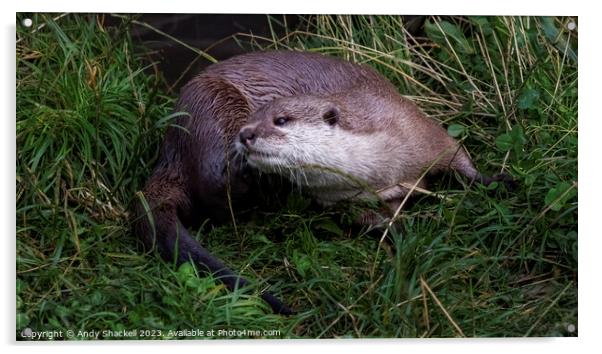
left=496, top=125, right=526, bottom=153
left=176, top=262, right=196, bottom=282
left=494, top=203, right=512, bottom=224
left=470, top=16, right=493, bottom=35
left=470, top=16, right=490, bottom=28
left=292, top=251, right=312, bottom=278
left=154, top=111, right=190, bottom=129
left=315, top=218, right=344, bottom=236
left=545, top=181, right=576, bottom=211
left=540, top=17, right=577, bottom=62
left=90, top=290, right=103, bottom=305
left=517, top=88, right=540, bottom=109
left=485, top=181, right=499, bottom=190
left=424, top=20, right=474, bottom=54
left=161, top=295, right=179, bottom=306
left=495, top=133, right=513, bottom=151
left=447, top=124, right=465, bottom=138
left=510, top=125, right=527, bottom=155
left=16, top=279, right=26, bottom=295
left=30, top=138, right=51, bottom=171
left=16, top=312, right=30, bottom=330
left=540, top=17, right=560, bottom=40
left=185, top=277, right=201, bottom=289
left=252, top=233, right=272, bottom=244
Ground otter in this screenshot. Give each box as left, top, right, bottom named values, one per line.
left=236, top=91, right=502, bottom=219
left=134, top=50, right=510, bottom=315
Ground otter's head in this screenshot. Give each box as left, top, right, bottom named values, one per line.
left=235, top=95, right=389, bottom=192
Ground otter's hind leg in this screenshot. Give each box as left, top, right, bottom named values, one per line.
left=355, top=180, right=425, bottom=226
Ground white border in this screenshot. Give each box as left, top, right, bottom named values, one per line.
left=14, top=0, right=581, bottom=15
left=4, top=1, right=597, bottom=353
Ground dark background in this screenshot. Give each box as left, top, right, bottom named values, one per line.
left=110, top=14, right=424, bottom=91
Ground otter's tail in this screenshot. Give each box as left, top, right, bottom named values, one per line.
left=133, top=168, right=293, bottom=315
left=450, top=148, right=517, bottom=189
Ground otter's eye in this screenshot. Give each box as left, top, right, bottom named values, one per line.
left=274, top=116, right=289, bottom=126
left=323, top=107, right=339, bottom=126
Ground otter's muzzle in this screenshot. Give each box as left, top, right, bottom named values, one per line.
left=239, top=127, right=256, bottom=146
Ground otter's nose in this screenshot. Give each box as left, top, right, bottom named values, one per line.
left=239, top=127, right=256, bottom=146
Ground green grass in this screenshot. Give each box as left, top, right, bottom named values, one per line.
left=16, top=14, right=577, bottom=339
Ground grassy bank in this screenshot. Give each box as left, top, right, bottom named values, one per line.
left=16, top=14, right=577, bottom=338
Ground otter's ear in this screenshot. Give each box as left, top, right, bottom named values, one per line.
left=322, top=106, right=339, bottom=126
